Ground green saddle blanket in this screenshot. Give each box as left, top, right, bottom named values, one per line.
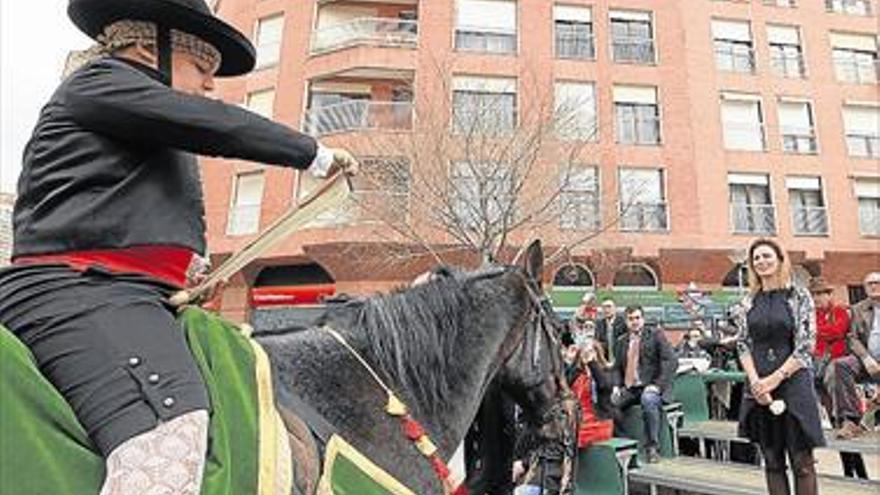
left=0, top=307, right=285, bottom=495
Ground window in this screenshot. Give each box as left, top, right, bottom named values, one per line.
left=450, top=161, right=514, bottom=231
left=712, top=20, right=755, bottom=73
left=831, top=32, right=878, bottom=84
left=614, top=85, right=660, bottom=145
left=610, top=10, right=655, bottom=64
left=554, top=5, right=594, bottom=59
left=728, top=173, right=775, bottom=234
left=842, top=104, right=880, bottom=158
left=763, top=0, right=797, bottom=7
left=555, top=81, right=597, bottom=141
left=778, top=99, right=816, bottom=154
left=227, top=172, right=264, bottom=235
left=619, top=168, right=668, bottom=232
left=553, top=264, right=594, bottom=288
left=352, top=156, right=411, bottom=223
left=303, top=85, right=372, bottom=135
left=854, top=178, right=880, bottom=236
left=452, top=76, right=517, bottom=134
left=559, top=165, right=599, bottom=230
left=768, top=25, right=805, bottom=78
left=612, top=263, right=659, bottom=290
left=787, top=177, right=828, bottom=235
left=245, top=89, right=276, bottom=119
left=255, top=15, right=284, bottom=68
left=455, top=0, right=517, bottom=54
left=826, top=0, right=872, bottom=16
left=721, top=93, right=765, bottom=151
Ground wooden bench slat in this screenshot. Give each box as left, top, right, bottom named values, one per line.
left=679, top=420, right=880, bottom=456
left=629, top=457, right=879, bottom=495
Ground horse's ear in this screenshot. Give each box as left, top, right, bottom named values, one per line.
left=523, top=240, right=543, bottom=283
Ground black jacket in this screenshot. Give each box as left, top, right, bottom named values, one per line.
left=13, top=57, right=318, bottom=257
left=612, top=326, right=679, bottom=402
left=596, top=315, right=627, bottom=362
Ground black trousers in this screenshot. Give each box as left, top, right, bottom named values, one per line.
left=0, top=264, right=209, bottom=456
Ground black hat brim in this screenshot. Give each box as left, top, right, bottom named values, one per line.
left=68, top=0, right=256, bottom=76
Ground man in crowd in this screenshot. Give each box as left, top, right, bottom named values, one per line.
left=596, top=298, right=627, bottom=365
left=610, top=306, right=678, bottom=463
left=833, top=271, right=880, bottom=439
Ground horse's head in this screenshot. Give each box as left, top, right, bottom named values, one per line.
left=472, top=240, right=580, bottom=493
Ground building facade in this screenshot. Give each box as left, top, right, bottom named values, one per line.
left=202, top=0, right=879, bottom=323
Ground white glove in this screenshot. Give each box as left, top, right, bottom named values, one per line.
left=310, top=144, right=359, bottom=178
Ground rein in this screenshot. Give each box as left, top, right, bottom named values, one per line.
left=318, top=325, right=467, bottom=495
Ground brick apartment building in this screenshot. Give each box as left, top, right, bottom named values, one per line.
left=201, top=0, right=879, bottom=324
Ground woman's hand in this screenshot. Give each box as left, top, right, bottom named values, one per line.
left=751, top=373, right=783, bottom=397
left=755, top=392, right=773, bottom=406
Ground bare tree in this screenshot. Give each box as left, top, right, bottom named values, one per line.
left=310, top=57, right=660, bottom=271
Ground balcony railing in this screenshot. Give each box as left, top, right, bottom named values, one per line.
left=715, top=44, right=756, bottom=73
left=620, top=202, right=668, bottom=232
left=311, top=17, right=418, bottom=54
left=555, top=27, right=595, bottom=60
left=859, top=202, right=880, bottom=236
left=611, top=36, right=655, bottom=63
left=791, top=206, right=829, bottom=236
left=781, top=127, right=817, bottom=154
left=723, top=122, right=766, bottom=151
left=826, top=0, right=872, bottom=15
left=617, top=115, right=661, bottom=145
left=226, top=205, right=261, bottom=235
left=834, top=57, right=880, bottom=84
left=455, top=28, right=517, bottom=54
left=303, top=100, right=414, bottom=136
left=846, top=133, right=880, bottom=158
left=560, top=197, right=600, bottom=230
left=770, top=53, right=806, bottom=78
left=731, top=203, right=776, bottom=234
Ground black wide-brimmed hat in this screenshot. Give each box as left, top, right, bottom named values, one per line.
left=68, top=0, right=256, bottom=76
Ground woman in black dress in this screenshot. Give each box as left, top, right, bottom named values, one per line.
left=734, top=239, right=825, bottom=495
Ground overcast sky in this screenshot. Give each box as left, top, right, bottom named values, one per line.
left=1, top=3, right=91, bottom=193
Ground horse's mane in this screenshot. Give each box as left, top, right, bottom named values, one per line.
left=332, top=270, right=513, bottom=415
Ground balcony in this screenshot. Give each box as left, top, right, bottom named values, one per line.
left=620, top=202, right=668, bottom=232
left=226, top=205, right=261, bottom=236
left=826, top=0, right=872, bottom=15
left=310, top=17, right=418, bottom=54
left=781, top=127, right=817, bottom=154
left=303, top=100, right=413, bottom=136
left=555, top=27, right=595, bottom=60
left=846, top=133, right=880, bottom=158
left=617, top=115, right=661, bottom=145
left=723, top=122, right=766, bottom=151
left=791, top=206, right=829, bottom=236
left=560, top=197, right=600, bottom=230
left=455, top=28, right=517, bottom=55
left=715, top=44, right=756, bottom=73
left=611, top=36, right=655, bottom=64
left=834, top=57, right=879, bottom=84
left=859, top=201, right=880, bottom=236
left=770, top=53, right=806, bottom=78
left=731, top=203, right=776, bottom=234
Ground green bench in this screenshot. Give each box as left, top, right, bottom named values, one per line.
left=574, top=438, right=638, bottom=495
left=629, top=456, right=879, bottom=495
left=617, top=402, right=684, bottom=459
left=674, top=370, right=746, bottom=424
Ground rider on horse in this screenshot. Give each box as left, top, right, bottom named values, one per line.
left=0, top=0, right=357, bottom=493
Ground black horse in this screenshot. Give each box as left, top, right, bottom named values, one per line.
left=258, top=241, right=576, bottom=494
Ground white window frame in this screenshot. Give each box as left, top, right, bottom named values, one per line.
left=226, top=171, right=265, bottom=236
left=254, top=15, right=284, bottom=69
